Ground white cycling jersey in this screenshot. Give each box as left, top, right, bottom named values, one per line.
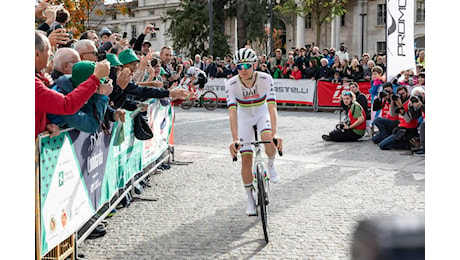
left=225, top=71, right=277, bottom=154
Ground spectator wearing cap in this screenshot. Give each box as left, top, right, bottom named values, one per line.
left=314, top=58, right=331, bottom=80
left=132, top=24, right=154, bottom=55
left=74, top=39, right=98, bottom=62
left=47, top=60, right=113, bottom=133
left=270, top=48, right=287, bottom=78
left=35, top=30, right=109, bottom=137
left=141, top=41, right=151, bottom=56
left=115, top=48, right=190, bottom=101
left=99, top=27, right=112, bottom=44
left=50, top=47, right=81, bottom=81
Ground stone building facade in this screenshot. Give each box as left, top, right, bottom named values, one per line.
left=101, top=0, right=425, bottom=58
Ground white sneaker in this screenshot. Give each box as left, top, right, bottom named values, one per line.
left=268, top=165, right=280, bottom=183
left=246, top=199, right=257, bottom=216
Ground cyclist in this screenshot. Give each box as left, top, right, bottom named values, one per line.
left=226, top=47, right=283, bottom=216
left=186, top=66, right=208, bottom=99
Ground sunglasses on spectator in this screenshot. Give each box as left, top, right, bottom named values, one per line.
left=237, top=63, right=253, bottom=70
left=82, top=51, right=98, bottom=56
left=342, top=91, right=352, bottom=96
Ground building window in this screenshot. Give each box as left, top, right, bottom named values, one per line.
left=151, top=33, right=157, bottom=39
left=377, top=41, right=386, bottom=55
left=149, top=10, right=155, bottom=15
left=304, top=13, right=312, bottom=29
left=131, top=25, right=137, bottom=39
left=377, top=4, right=386, bottom=25
left=340, top=14, right=345, bottom=27
left=112, top=13, right=116, bottom=20
left=416, top=2, right=425, bottom=23
left=129, top=12, right=135, bottom=18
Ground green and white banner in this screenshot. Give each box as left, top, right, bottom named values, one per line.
left=39, top=99, right=173, bottom=256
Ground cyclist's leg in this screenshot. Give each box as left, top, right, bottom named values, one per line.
left=258, top=112, right=279, bottom=183
left=238, top=114, right=256, bottom=215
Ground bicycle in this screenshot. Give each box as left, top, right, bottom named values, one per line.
left=232, top=125, right=282, bottom=243
left=175, top=75, right=219, bottom=110
left=180, top=89, right=219, bottom=110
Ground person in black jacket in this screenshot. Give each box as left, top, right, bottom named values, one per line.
left=305, top=59, right=318, bottom=80
left=314, top=58, right=331, bottom=80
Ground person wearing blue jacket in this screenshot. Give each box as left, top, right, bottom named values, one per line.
left=47, top=61, right=113, bottom=133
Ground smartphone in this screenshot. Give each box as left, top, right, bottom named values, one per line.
left=122, top=32, right=128, bottom=39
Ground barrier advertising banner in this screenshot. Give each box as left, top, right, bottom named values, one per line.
left=142, top=102, right=173, bottom=168
left=316, top=81, right=372, bottom=107
left=39, top=99, right=172, bottom=256
left=386, top=0, right=415, bottom=80
left=39, top=133, right=96, bottom=256
left=204, top=78, right=316, bottom=105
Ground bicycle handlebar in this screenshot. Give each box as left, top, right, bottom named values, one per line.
left=232, top=138, right=283, bottom=162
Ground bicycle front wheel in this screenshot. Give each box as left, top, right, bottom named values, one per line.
left=256, top=164, right=269, bottom=243
left=201, top=91, right=218, bottom=110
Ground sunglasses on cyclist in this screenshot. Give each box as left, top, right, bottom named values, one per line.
left=237, top=63, right=253, bottom=70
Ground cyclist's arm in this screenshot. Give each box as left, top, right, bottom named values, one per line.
left=229, top=108, right=239, bottom=141
left=226, top=81, right=238, bottom=141
left=266, top=76, right=278, bottom=137
left=268, top=103, right=278, bottom=137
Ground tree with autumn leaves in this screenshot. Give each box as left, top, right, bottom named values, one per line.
left=35, top=0, right=130, bottom=38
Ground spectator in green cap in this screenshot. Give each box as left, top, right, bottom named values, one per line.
left=47, top=61, right=114, bottom=133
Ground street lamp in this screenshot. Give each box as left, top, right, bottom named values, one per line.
left=359, top=13, right=367, bottom=56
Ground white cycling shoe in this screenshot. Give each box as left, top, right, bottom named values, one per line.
left=268, top=165, right=280, bottom=183
left=246, top=199, right=257, bottom=216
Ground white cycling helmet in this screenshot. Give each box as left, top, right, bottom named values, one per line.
left=233, top=48, right=257, bottom=64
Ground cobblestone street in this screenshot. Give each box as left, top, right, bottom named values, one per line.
left=79, top=108, right=425, bottom=259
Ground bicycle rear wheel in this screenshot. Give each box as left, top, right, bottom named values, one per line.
left=180, top=97, right=194, bottom=110
left=201, top=90, right=218, bottom=110
left=256, top=164, right=269, bottom=243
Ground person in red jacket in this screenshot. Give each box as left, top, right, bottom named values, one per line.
left=35, top=30, right=110, bottom=137
left=289, top=65, right=302, bottom=80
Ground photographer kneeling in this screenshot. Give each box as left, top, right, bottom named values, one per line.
left=409, top=87, right=425, bottom=156
left=322, top=91, right=366, bottom=142
left=372, top=82, right=400, bottom=144
left=378, top=85, right=419, bottom=150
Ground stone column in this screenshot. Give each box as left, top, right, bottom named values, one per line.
left=295, top=0, right=305, bottom=48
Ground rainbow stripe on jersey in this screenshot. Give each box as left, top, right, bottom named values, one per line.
left=236, top=95, right=267, bottom=108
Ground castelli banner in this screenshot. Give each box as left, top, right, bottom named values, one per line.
left=316, top=81, right=371, bottom=107
left=205, top=78, right=316, bottom=105
left=386, top=0, right=416, bottom=81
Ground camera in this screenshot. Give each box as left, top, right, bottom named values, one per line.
left=379, top=90, right=389, bottom=99
left=336, top=123, right=345, bottom=130
left=391, top=93, right=401, bottom=101
left=410, top=95, right=423, bottom=103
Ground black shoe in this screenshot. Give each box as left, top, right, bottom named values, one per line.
left=322, top=135, right=331, bottom=141
left=87, top=224, right=106, bottom=239
left=161, top=163, right=171, bottom=170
